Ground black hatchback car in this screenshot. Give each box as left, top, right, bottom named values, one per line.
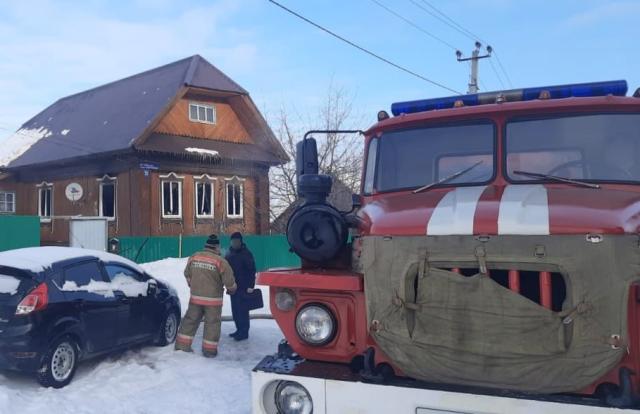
left=0, top=247, right=181, bottom=388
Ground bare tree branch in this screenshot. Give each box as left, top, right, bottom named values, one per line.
left=269, top=82, right=365, bottom=219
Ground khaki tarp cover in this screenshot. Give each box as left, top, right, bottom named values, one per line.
left=361, top=235, right=640, bottom=393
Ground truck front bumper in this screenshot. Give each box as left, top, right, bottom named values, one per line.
left=252, top=355, right=638, bottom=414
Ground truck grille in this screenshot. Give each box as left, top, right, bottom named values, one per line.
left=445, top=268, right=566, bottom=312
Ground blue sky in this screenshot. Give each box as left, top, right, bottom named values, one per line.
left=0, top=0, right=638, bottom=140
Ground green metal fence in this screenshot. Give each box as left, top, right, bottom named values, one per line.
left=0, top=216, right=40, bottom=252
left=119, top=234, right=300, bottom=270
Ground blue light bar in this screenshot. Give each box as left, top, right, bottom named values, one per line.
left=391, top=80, right=628, bottom=116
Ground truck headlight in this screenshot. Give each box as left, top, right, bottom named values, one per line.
left=295, top=304, right=336, bottom=345
left=275, top=381, right=313, bottom=414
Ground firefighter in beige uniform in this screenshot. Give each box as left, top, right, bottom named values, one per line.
left=175, top=234, right=237, bottom=357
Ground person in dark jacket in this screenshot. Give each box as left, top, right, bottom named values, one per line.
left=225, top=232, right=256, bottom=341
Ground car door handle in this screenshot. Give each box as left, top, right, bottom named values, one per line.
left=114, top=292, right=129, bottom=304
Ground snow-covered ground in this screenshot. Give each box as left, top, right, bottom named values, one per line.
left=0, top=257, right=282, bottom=414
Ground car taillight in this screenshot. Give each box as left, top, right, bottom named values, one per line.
left=15, top=283, right=48, bottom=315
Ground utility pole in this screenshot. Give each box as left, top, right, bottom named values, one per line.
left=456, top=41, right=492, bottom=94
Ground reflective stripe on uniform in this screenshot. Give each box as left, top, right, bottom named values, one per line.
left=192, top=255, right=222, bottom=268
left=202, top=339, right=218, bottom=350
left=176, top=334, right=194, bottom=344
left=190, top=295, right=223, bottom=306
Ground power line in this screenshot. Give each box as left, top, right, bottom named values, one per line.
left=409, top=0, right=477, bottom=42
left=492, top=50, right=513, bottom=87
left=418, top=0, right=484, bottom=42
left=488, top=57, right=505, bottom=89
left=412, top=0, right=514, bottom=88
left=267, top=0, right=462, bottom=94
left=369, top=0, right=458, bottom=51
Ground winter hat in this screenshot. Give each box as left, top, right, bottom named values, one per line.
left=230, top=232, right=243, bottom=241
left=205, top=234, right=220, bottom=248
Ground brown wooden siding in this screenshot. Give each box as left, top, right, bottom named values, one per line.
left=153, top=97, right=252, bottom=144
left=1, top=162, right=270, bottom=244
left=151, top=170, right=260, bottom=236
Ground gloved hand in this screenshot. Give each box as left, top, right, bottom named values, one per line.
left=227, top=286, right=237, bottom=295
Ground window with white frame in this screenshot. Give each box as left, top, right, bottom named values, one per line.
left=225, top=178, right=244, bottom=219
left=188, top=102, right=216, bottom=124
left=99, top=176, right=116, bottom=220
left=194, top=175, right=215, bottom=218
left=0, top=191, right=15, bottom=213
left=37, top=183, right=53, bottom=220
left=161, top=173, right=183, bottom=218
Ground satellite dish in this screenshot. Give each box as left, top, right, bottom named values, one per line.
left=65, top=183, right=84, bottom=202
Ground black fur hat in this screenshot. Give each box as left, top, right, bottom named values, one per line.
left=205, top=234, right=220, bottom=248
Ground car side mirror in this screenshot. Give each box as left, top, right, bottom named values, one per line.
left=147, top=279, right=158, bottom=295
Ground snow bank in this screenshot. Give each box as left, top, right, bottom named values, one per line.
left=0, top=247, right=143, bottom=273
left=0, top=126, right=52, bottom=167
left=0, top=320, right=283, bottom=414
left=61, top=274, right=149, bottom=298
left=0, top=274, right=20, bottom=295
left=185, top=147, right=219, bottom=157
left=141, top=258, right=271, bottom=317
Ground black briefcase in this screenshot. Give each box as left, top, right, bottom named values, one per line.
left=245, top=288, right=264, bottom=311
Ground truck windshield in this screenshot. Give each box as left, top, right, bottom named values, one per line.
left=374, top=122, right=495, bottom=192
left=506, top=113, right=640, bottom=183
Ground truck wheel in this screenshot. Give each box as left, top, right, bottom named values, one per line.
left=37, top=336, right=79, bottom=388
left=155, top=310, right=179, bottom=346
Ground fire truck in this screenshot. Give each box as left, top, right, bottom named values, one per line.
left=252, top=80, right=640, bottom=413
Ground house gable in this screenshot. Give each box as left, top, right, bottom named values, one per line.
left=153, top=94, right=253, bottom=144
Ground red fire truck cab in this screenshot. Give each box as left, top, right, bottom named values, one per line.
left=252, top=80, right=640, bottom=414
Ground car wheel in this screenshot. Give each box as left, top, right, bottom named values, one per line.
left=37, top=336, right=79, bottom=388
left=155, top=310, right=179, bottom=346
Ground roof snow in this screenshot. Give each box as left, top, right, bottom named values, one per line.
left=61, top=274, right=149, bottom=298
left=185, top=147, right=220, bottom=157
left=0, top=127, right=52, bottom=167
left=0, top=246, right=143, bottom=273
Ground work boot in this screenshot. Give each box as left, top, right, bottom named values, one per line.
left=229, top=331, right=239, bottom=338
left=203, top=349, right=218, bottom=358
left=174, top=345, right=194, bottom=353
left=234, top=334, right=248, bottom=342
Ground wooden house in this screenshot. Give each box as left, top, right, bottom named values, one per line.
left=0, top=55, right=287, bottom=246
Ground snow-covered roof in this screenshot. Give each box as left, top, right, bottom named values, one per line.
left=0, top=127, right=53, bottom=167
left=0, top=246, right=143, bottom=273
left=0, top=55, right=250, bottom=169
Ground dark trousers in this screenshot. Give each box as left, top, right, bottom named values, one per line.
left=231, top=294, right=250, bottom=336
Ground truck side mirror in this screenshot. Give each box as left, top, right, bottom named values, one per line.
left=296, top=138, right=319, bottom=177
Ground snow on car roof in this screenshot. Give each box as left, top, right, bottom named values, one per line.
left=0, top=246, right=143, bottom=273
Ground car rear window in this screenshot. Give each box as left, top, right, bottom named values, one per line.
left=0, top=266, right=35, bottom=299
left=0, top=274, right=21, bottom=295
left=64, top=261, right=104, bottom=287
